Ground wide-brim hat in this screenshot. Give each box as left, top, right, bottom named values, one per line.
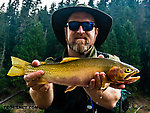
left=52, top=4, right=112, bottom=48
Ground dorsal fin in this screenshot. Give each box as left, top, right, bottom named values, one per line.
left=60, top=57, right=80, bottom=63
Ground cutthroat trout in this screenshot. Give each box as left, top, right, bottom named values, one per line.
left=7, top=56, right=140, bottom=92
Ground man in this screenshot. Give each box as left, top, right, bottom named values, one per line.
left=24, top=4, right=125, bottom=113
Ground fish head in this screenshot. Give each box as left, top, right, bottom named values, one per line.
left=107, top=63, right=140, bottom=84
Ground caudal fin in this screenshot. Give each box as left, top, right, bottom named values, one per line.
left=7, top=56, right=30, bottom=76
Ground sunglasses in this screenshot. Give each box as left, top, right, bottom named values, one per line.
left=66, top=21, right=96, bottom=31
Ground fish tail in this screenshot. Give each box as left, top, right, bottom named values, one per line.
left=7, top=56, right=30, bottom=76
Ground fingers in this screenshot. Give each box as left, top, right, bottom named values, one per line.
left=31, top=84, right=44, bottom=90
left=89, top=72, right=106, bottom=90
left=31, top=84, right=50, bottom=92
left=95, top=72, right=101, bottom=89
left=24, top=70, right=45, bottom=82
left=89, top=79, right=95, bottom=89
left=24, top=71, right=45, bottom=86
left=89, top=71, right=126, bottom=91
left=24, top=59, right=50, bottom=92
left=39, top=84, right=50, bottom=92
left=24, top=69, right=49, bottom=92
left=98, top=72, right=126, bottom=89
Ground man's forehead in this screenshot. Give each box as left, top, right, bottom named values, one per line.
left=68, top=11, right=95, bottom=21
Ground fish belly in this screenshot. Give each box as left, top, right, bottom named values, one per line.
left=42, top=64, right=100, bottom=86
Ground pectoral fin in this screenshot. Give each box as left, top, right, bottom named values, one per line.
left=64, top=85, right=77, bottom=93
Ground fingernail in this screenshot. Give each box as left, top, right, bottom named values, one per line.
left=95, top=72, right=99, bottom=76
left=100, top=72, right=106, bottom=75
left=40, top=70, right=45, bottom=75
left=37, top=70, right=45, bottom=75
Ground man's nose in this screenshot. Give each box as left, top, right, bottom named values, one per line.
left=77, top=25, right=85, bottom=33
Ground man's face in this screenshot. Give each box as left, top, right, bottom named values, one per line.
left=64, top=12, right=98, bottom=54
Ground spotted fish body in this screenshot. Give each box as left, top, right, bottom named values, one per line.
left=7, top=56, right=140, bottom=91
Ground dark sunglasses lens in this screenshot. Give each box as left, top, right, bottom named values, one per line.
left=69, top=22, right=80, bottom=31
left=82, top=22, right=93, bottom=31
left=68, top=22, right=94, bottom=31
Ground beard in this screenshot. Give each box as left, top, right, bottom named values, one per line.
left=68, top=39, right=92, bottom=54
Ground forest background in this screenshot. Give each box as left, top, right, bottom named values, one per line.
left=0, top=0, right=150, bottom=112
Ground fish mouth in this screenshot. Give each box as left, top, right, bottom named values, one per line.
left=117, top=69, right=140, bottom=84
left=124, top=69, right=140, bottom=80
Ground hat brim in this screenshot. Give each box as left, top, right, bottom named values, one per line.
left=52, top=6, right=112, bottom=48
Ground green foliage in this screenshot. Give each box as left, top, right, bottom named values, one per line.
left=100, top=29, right=119, bottom=55
left=114, top=20, right=141, bottom=67
left=10, top=77, right=26, bottom=89
left=0, top=12, right=9, bottom=71
left=96, top=0, right=108, bottom=11
left=126, top=82, right=140, bottom=96
left=13, top=21, right=46, bottom=62
left=38, top=110, right=45, bottom=113
left=101, top=20, right=141, bottom=68
left=16, top=95, right=24, bottom=104
left=0, top=68, right=11, bottom=95
left=0, top=105, right=13, bottom=113
left=88, top=0, right=95, bottom=8
left=123, top=20, right=141, bottom=67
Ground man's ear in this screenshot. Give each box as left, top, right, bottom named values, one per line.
left=95, top=28, right=99, bottom=37
left=64, top=27, right=68, bottom=42
left=64, top=27, right=67, bottom=36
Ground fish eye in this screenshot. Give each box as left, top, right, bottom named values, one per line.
left=125, top=68, right=132, bottom=73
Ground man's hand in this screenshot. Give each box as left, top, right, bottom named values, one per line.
left=88, top=72, right=125, bottom=90
left=24, top=60, right=50, bottom=92
left=24, top=60, right=53, bottom=109
left=84, top=72, right=123, bottom=109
